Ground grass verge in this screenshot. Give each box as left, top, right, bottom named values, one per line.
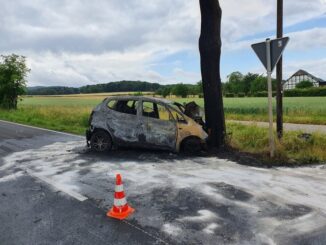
left=227, top=122, right=326, bottom=164
left=0, top=106, right=90, bottom=135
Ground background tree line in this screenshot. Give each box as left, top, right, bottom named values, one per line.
left=222, top=72, right=277, bottom=97
left=27, top=81, right=203, bottom=97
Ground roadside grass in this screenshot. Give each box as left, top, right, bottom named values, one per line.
left=0, top=105, right=90, bottom=135
left=227, top=122, right=326, bottom=164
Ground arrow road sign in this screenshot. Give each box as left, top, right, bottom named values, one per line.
left=251, top=37, right=289, bottom=72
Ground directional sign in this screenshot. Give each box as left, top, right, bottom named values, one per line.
left=251, top=37, right=289, bottom=72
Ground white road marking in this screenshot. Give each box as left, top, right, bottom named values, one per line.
left=0, top=119, right=84, bottom=139
left=22, top=167, right=88, bottom=202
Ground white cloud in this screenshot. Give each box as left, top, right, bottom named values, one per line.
left=287, top=28, right=326, bottom=51
left=285, top=58, right=326, bottom=80
left=0, top=0, right=325, bottom=86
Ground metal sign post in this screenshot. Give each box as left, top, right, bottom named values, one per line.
left=251, top=37, right=289, bottom=158
left=266, top=39, right=275, bottom=157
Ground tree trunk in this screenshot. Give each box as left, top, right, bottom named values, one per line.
left=199, top=0, right=225, bottom=148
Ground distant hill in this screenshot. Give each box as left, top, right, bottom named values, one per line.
left=26, top=80, right=197, bottom=95
left=26, top=81, right=160, bottom=95
left=79, top=81, right=161, bottom=94
left=26, top=86, right=80, bottom=95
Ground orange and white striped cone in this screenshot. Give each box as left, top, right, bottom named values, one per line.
left=107, top=174, right=135, bottom=220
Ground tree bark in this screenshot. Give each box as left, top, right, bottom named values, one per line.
left=199, top=0, right=225, bottom=148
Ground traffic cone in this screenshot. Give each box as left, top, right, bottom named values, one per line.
left=107, top=174, right=135, bottom=220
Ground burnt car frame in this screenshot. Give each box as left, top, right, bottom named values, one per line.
left=86, top=96, right=208, bottom=153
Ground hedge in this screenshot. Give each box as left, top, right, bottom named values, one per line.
left=284, top=87, right=326, bottom=97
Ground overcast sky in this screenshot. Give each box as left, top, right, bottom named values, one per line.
left=1, top=0, right=325, bottom=87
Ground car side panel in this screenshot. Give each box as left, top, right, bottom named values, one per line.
left=139, top=116, right=177, bottom=150
left=105, top=106, right=141, bottom=146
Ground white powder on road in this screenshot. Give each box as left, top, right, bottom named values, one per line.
left=177, top=210, right=218, bottom=222
left=2, top=140, right=326, bottom=243
left=203, top=223, right=219, bottom=234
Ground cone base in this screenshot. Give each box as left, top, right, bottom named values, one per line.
left=107, top=206, right=135, bottom=220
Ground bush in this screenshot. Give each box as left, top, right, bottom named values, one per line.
left=237, top=92, right=245, bottom=97
left=254, top=91, right=268, bottom=97
left=295, top=80, right=314, bottom=89
left=252, top=91, right=277, bottom=97
left=284, top=87, right=326, bottom=97
left=225, top=93, right=235, bottom=97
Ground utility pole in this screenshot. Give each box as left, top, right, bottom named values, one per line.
left=276, top=0, right=283, bottom=139
left=199, top=0, right=225, bottom=149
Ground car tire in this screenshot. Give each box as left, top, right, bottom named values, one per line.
left=181, top=137, right=202, bottom=154
left=90, top=130, right=112, bottom=152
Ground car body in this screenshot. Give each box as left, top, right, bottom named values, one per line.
left=86, top=96, right=208, bottom=152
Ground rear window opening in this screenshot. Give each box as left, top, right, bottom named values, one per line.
left=107, top=100, right=138, bottom=115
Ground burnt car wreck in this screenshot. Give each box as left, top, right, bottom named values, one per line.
left=86, top=96, right=208, bottom=153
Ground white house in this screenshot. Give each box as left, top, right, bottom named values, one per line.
left=283, top=70, right=326, bottom=90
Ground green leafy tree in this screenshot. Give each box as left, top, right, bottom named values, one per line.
left=224, top=72, right=244, bottom=94
left=196, top=80, right=203, bottom=94
left=250, top=75, right=277, bottom=94
left=161, top=87, right=171, bottom=98
left=172, top=83, right=189, bottom=98
left=242, top=73, right=259, bottom=95
left=0, top=54, right=30, bottom=109
left=295, top=80, right=314, bottom=89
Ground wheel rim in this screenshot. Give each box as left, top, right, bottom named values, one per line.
left=93, top=135, right=109, bottom=151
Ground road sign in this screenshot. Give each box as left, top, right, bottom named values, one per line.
left=251, top=37, right=289, bottom=72
left=251, top=37, right=289, bottom=158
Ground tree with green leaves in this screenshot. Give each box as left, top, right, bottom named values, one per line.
left=156, top=87, right=171, bottom=98
left=250, top=75, right=277, bottom=94
left=224, top=71, right=244, bottom=94
left=172, top=83, right=189, bottom=98
left=0, top=54, right=30, bottom=109
left=242, top=73, right=259, bottom=95
left=295, top=80, right=314, bottom=89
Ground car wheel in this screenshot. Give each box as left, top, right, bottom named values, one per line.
left=90, top=130, right=112, bottom=152
left=181, top=137, right=202, bottom=154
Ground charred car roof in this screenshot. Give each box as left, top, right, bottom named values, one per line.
left=104, top=96, right=175, bottom=105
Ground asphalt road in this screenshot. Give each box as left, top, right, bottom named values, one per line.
left=1, top=120, right=326, bottom=245
left=0, top=120, right=165, bottom=245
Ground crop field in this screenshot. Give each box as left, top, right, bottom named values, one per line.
left=18, top=94, right=326, bottom=125
left=175, top=97, right=326, bottom=125
left=0, top=93, right=325, bottom=163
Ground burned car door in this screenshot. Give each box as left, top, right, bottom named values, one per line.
left=106, top=99, right=141, bottom=145
left=140, top=101, right=177, bottom=150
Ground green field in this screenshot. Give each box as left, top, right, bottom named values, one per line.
left=19, top=95, right=326, bottom=125
left=0, top=94, right=325, bottom=163
left=175, top=97, right=326, bottom=125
